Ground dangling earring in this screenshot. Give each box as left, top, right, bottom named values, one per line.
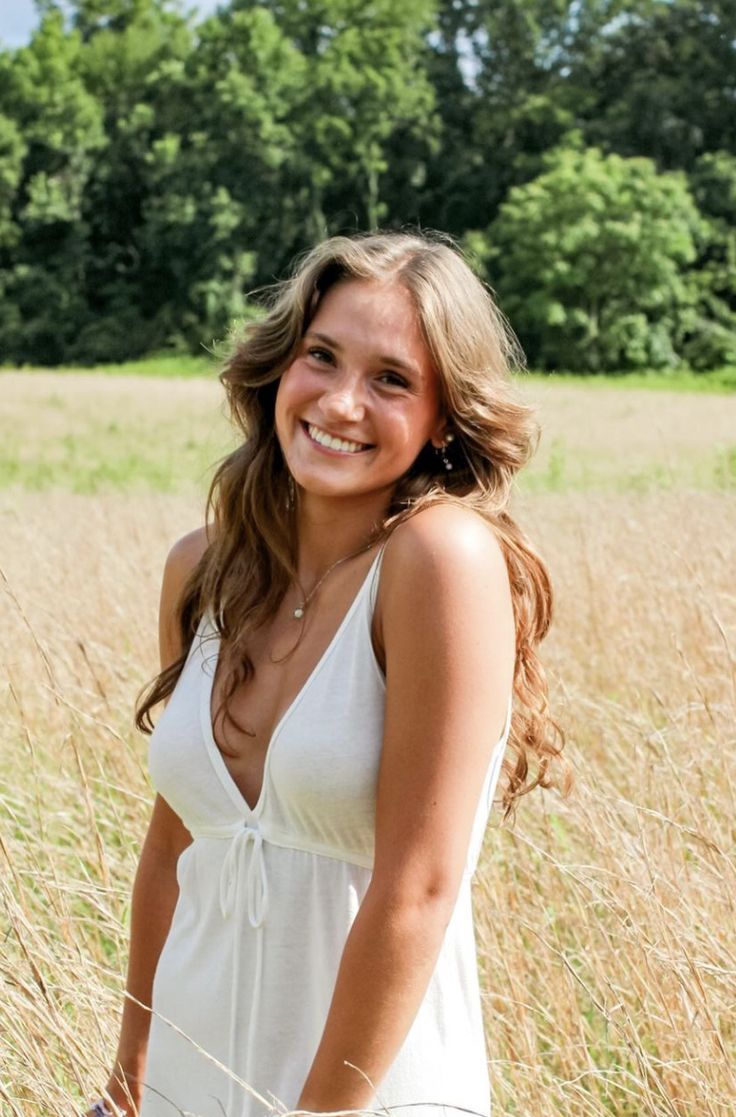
left=435, top=431, right=455, bottom=472
left=286, top=473, right=296, bottom=508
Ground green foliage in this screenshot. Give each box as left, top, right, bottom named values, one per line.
left=683, top=152, right=736, bottom=369
left=0, top=9, right=107, bottom=362
left=0, top=0, right=734, bottom=369
left=0, top=114, right=25, bottom=248
left=578, top=0, right=736, bottom=170
left=479, top=146, right=706, bottom=371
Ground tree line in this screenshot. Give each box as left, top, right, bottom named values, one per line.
left=0, top=0, right=734, bottom=371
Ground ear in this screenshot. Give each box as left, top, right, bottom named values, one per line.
left=429, top=417, right=451, bottom=449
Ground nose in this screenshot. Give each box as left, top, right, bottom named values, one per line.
left=318, top=371, right=366, bottom=423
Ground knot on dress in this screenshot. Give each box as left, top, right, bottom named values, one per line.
left=219, top=822, right=269, bottom=928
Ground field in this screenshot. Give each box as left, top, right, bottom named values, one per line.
left=1, top=370, right=735, bottom=1116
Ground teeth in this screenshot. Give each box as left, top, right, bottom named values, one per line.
left=307, top=424, right=368, bottom=454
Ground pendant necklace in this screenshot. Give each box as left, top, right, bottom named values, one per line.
left=268, top=535, right=379, bottom=666
left=292, top=537, right=378, bottom=620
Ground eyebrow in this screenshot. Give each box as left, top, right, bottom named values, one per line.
left=305, top=331, right=421, bottom=378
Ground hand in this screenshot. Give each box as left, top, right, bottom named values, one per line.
left=84, top=1065, right=142, bottom=1117
left=84, top=1099, right=126, bottom=1117
left=85, top=1099, right=127, bottom=1117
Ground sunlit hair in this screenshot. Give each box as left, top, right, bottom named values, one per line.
left=135, top=229, right=572, bottom=819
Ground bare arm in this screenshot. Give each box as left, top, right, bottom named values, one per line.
left=103, top=797, right=190, bottom=1110
left=91, top=529, right=208, bottom=1116
left=296, top=505, right=515, bottom=1113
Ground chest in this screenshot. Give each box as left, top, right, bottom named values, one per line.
left=208, top=579, right=385, bottom=812
left=148, top=593, right=389, bottom=855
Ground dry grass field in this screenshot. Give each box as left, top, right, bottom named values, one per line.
left=1, top=371, right=735, bottom=1117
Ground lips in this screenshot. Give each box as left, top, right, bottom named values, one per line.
left=301, top=420, right=374, bottom=454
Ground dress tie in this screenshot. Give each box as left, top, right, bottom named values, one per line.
left=219, top=822, right=269, bottom=928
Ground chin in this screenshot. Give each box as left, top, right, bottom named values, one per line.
left=291, top=470, right=393, bottom=501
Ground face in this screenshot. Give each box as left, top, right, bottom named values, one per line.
left=275, top=278, right=447, bottom=508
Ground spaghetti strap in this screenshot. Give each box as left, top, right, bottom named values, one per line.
left=368, top=540, right=388, bottom=613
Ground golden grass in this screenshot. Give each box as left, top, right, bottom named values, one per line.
left=478, top=489, right=736, bottom=1116
left=1, top=375, right=734, bottom=1116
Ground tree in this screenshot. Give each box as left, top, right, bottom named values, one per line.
left=479, top=144, right=705, bottom=371
left=232, top=0, right=439, bottom=241
left=682, top=151, right=736, bottom=368
left=578, top=0, right=736, bottom=171
left=2, top=0, right=732, bottom=366
left=0, top=8, right=106, bottom=362
left=419, top=0, right=628, bottom=234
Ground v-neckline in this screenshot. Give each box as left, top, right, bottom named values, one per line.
left=199, top=545, right=384, bottom=818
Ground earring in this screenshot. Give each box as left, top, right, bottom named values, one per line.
left=286, top=474, right=296, bottom=508
left=436, top=431, right=454, bottom=472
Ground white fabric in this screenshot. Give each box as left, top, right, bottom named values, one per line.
left=140, top=543, right=512, bottom=1117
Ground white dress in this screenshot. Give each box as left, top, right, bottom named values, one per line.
left=140, top=543, right=512, bottom=1117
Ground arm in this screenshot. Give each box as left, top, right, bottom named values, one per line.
left=103, top=796, right=191, bottom=1112
left=91, top=529, right=208, bottom=1116
left=296, top=505, right=515, bottom=1113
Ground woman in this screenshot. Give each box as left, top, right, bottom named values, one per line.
left=87, top=230, right=566, bottom=1117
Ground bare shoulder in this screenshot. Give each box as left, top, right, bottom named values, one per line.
left=165, top=525, right=212, bottom=582
left=383, top=502, right=509, bottom=591
left=373, top=503, right=512, bottom=668
left=158, top=526, right=212, bottom=669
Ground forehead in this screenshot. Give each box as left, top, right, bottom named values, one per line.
left=309, top=278, right=435, bottom=377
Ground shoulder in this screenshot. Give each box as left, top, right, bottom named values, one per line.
left=164, top=525, right=212, bottom=582
left=161, top=525, right=213, bottom=607
left=383, top=502, right=509, bottom=591
left=373, top=503, right=512, bottom=666
left=158, top=526, right=212, bottom=668
left=161, top=524, right=212, bottom=618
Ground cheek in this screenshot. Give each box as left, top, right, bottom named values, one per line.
left=274, top=367, right=298, bottom=422
left=273, top=380, right=295, bottom=452
left=389, top=405, right=435, bottom=450
left=273, top=383, right=286, bottom=435
left=275, top=361, right=314, bottom=412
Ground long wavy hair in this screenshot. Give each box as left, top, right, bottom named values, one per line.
left=135, top=229, right=571, bottom=819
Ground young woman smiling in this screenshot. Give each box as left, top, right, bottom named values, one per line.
left=86, top=230, right=569, bottom=1117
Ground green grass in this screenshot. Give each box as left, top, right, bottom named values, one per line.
left=0, top=375, right=237, bottom=494
left=3, top=357, right=736, bottom=392
left=0, top=422, right=235, bottom=495
left=518, top=444, right=736, bottom=494
left=519, top=365, right=736, bottom=394
left=2, top=369, right=734, bottom=496
left=3, top=430, right=732, bottom=497
left=1, top=353, right=218, bottom=378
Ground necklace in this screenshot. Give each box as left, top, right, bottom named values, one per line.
left=292, top=537, right=378, bottom=619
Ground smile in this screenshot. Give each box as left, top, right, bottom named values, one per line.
left=302, top=421, right=374, bottom=455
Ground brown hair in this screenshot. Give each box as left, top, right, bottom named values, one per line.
left=135, top=229, right=571, bottom=819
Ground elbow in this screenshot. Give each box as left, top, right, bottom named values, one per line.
left=365, top=873, right=459, bottom=931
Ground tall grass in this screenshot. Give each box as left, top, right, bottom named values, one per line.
left=0, top=377, right=734, bottom=1116
left=479, top=490, right=736, bottom=1116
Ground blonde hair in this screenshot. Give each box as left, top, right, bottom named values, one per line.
left=136, top=229, right=571, bottom=818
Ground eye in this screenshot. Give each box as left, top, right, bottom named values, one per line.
left=378, top=371, right=409, bottom=388
left=307, top=346, right=334, bottom=364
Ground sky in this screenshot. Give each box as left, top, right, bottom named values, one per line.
left=0, top=0, right=222, bottom=48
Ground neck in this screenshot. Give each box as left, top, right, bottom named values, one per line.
left=294, top=489, right=389, bottom=583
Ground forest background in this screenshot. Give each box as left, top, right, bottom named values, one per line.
left=1, top=0, right=735, bottom=374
